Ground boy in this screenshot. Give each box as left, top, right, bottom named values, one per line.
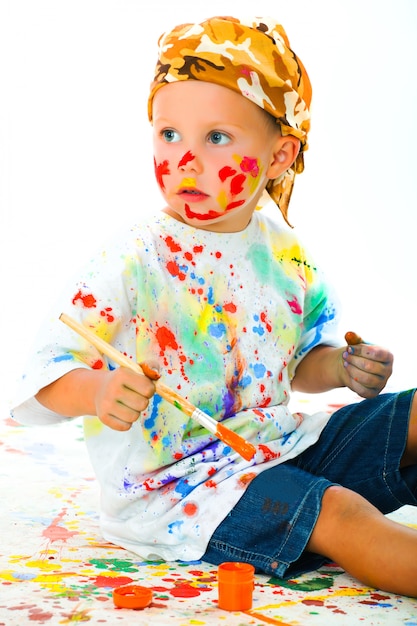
left=12, top=16, right=417, bottom=596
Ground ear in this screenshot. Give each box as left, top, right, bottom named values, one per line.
left=267, top=136, right=300, bottom=179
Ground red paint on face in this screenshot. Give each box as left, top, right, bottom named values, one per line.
left=154, top=157, right=170, bottom=190
left=178, top=150, right=195, bottom=168
left=240, top=156, right=260, bottom=177
left=225, top=199, right=245, bottom=211
left=218, top=165, right=237, bottom=181
left=184, top=204, right=223, bottom=221
left=72, top=290, right=97, bottom=308
left=230, top=173, right=246, bottom=196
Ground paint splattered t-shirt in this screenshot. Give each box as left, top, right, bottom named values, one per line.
left=13, top=210, right=340, bottom=561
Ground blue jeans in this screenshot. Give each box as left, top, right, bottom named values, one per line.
left=203, top=390, right=417, bottom=578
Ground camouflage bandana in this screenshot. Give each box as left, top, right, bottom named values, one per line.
left=148, top=16, right=312, bottom=226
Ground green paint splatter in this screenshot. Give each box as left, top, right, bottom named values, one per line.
left=89, top=558, right=139, bottom=573
left=267, top=574, right=335, bottom=591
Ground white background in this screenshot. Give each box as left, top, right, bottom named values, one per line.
left=1, top=0, right=416, bottom=418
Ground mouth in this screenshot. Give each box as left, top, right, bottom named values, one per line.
left=177, top=188, right=208, bottom=201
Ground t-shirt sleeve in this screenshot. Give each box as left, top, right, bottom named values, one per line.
left=11, top=232, right=139, bottom=425
left=287, top=247, right=342, bottom=381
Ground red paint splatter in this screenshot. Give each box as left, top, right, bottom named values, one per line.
left=178, top=150, right=195, bottom=168
left=258, top=444, right=280, bottom=462
left=371, top=593, right=391, bottom=601
left=42, top=508, right=78, bottom=544
left=165, top=235, right=182, bottom=252
left=155, top=158, right=170, bottom=190
left=93, top=575, right=134, bottom=588
left=287, top=296, right=302, bottom=314
left=154, top=324, right=190, bottom=381
left=28, top=608, right=54, bottom=622
left=218, top=165, right=237, bottom=181
left=156, top=326, right=178, bottom=352
left=100, top=307, right=114, bottom=323
left=91, top=359, right=104, bottom=370
left=166, top=260, right=186, bottom=281
left=143, top=478, right=155, bottom=491
left=169, top=585, right=201, bottom=598
left=224, top=302, right=236, bottom=313
left=72, top=290, right=97, bottom=309
left=260, top=311, right=272, bottom=332
left=230, top=173, right=246, bottom=196
left=204, top=480, right=217, bottom=489
left=183, top=502, right=198, bottom=516
left=240, top=156, right=259, bottom=177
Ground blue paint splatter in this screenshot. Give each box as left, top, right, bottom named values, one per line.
left=252, top=363, right=266, bottom=378
left=209, top=323, right=226, bottom=338
left=168, top=520, right=184, bottom=534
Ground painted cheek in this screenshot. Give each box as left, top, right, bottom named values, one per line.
left=236, top=155, right=263, bottom=193
left=240, top=156, right=260, bottom=177
left=216, top=165, right=247, bottom=211
left=218, top=165, right=237, bottom=181
left=154, top=157, right=171, bottom=191
left=230, top=173, right=246, bottom=196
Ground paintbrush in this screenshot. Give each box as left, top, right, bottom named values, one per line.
left=59, top=313, right=256, bottom=461
left=345, top=331, right=364, bottom=346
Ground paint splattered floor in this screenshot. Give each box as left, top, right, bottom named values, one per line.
left=1, top=393, right=417, bottom=625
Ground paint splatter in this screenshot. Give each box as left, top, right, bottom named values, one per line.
left=154, top=158, right=170, bottom=189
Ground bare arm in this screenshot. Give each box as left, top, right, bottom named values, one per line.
left=291, top=341, right=393, bottom=399
left=35, top=367, right=156, bottom=431
left=291, top=345, right=345, bottom=393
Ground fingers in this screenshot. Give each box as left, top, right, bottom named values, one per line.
left=96, top=368, right=156, bottom=431
left=342, top=342, right=394, bottom=398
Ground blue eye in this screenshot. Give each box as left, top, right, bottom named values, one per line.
left=208, top=131, right=230, bottom=145
left=162, top=129, right=181, bottom=143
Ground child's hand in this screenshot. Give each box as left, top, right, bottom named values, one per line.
left=342, top=339, right=393, bottom=398
left=95, top=366, right=157, bottom=431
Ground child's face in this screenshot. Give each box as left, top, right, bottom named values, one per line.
left=152, top=81, right=281, bottom=232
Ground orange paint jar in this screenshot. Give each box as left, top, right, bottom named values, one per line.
left=217, top=561, right=255, bottom=611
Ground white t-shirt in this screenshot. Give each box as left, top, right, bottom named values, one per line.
left=12, top=210, right=340, bottom=561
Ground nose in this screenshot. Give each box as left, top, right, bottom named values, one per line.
left=177, top=150, right=203, bottom=174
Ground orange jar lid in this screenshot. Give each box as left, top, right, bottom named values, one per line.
left=113, top=584, right=153, bottom=609
left=218, top=561, right=255, bottom=582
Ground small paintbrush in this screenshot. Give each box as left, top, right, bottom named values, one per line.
left=345, top=331, right=364, bottom=346
left=60, top=313, right=256, bottom=461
